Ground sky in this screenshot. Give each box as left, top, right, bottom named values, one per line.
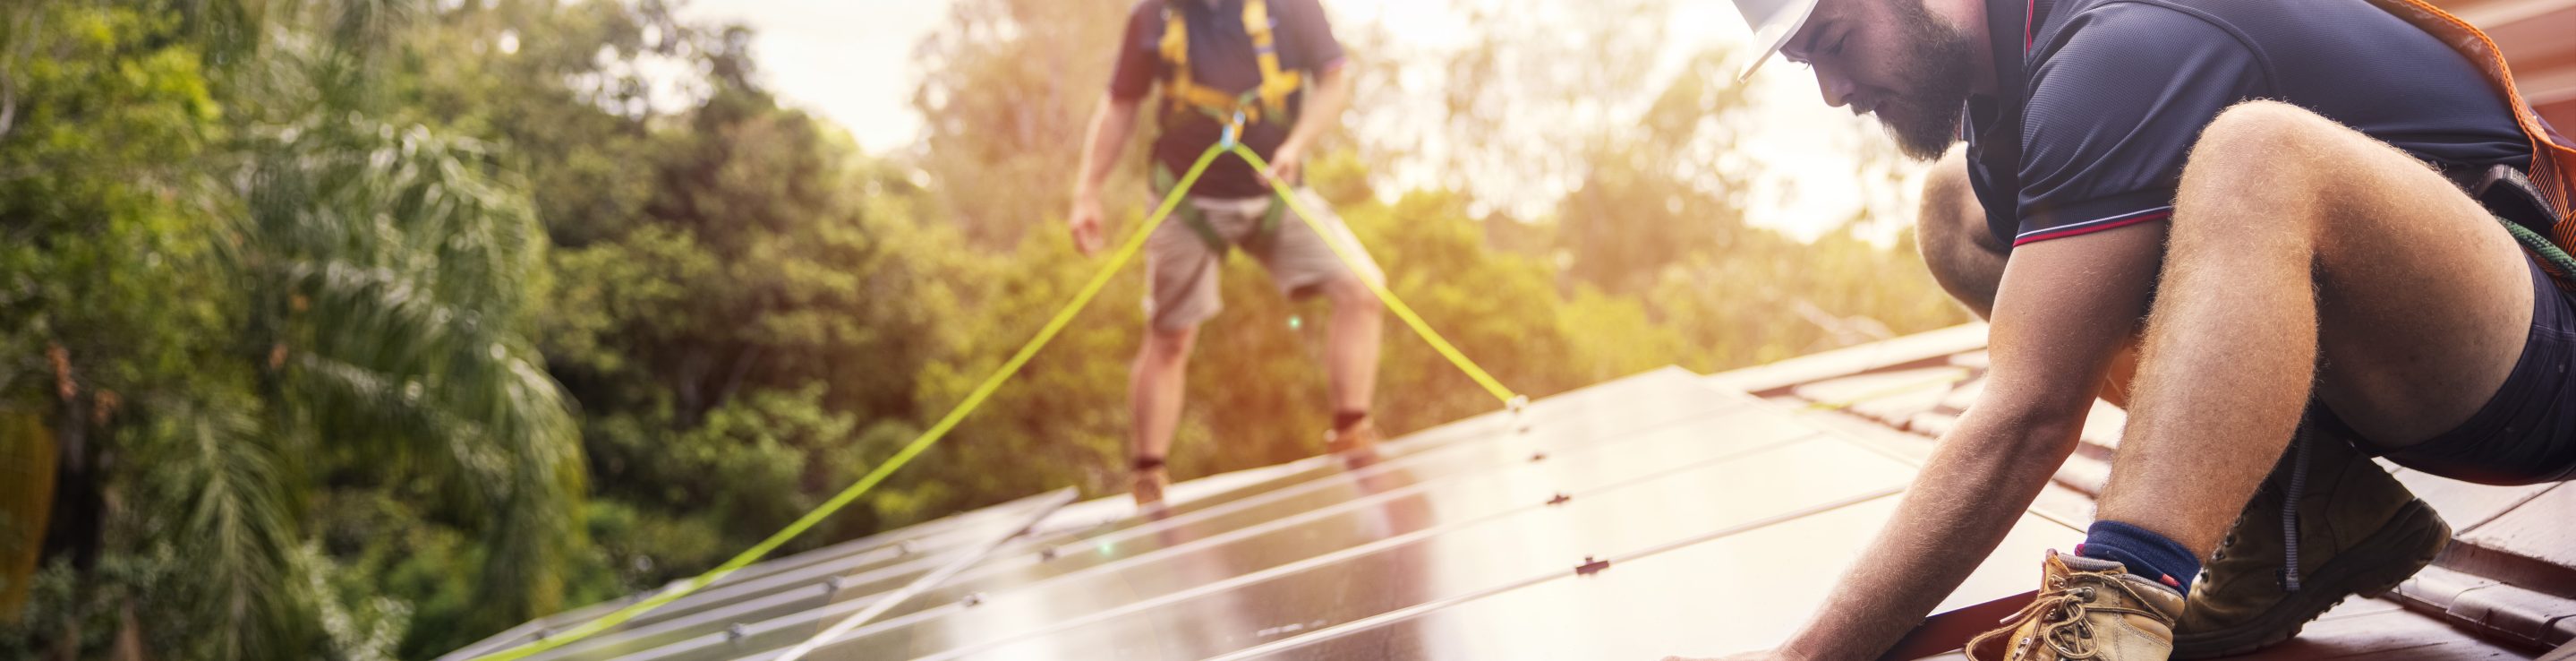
left=676, top=0, right=1921, bottom=243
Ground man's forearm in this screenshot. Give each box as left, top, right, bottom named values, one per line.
left=1277, top=63, right=1352, bottom=157
left=1075, top=97, right=1141, bottom=202
left=1767, top=208, right=2160, bottom=660
left=1783, top=408, right=2082, bottom=659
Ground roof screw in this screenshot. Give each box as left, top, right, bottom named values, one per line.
left=1576, top=555, right=1611, bottom=576
left=1529, top=451, right=1547, bottom=462
left=1507, top=395, right=1532, bottom=434
left=823, top=576, right=843, bottom=593
left=896, top=540, right=916, bottom=556
left=1546, top=492, right=1572, bottom=506
left=725, top=623, right=747, bottom=642
left=962, top=592, right=986, bottom=607
left=1039, top=546, right=1060, bottom=562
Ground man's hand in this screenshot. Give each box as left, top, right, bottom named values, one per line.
left=1070, top=95, right=1143, bottom=256
left=1258, top=142, right=1304, bottom=189
left=1262, top=60, right=1348, bottom=190
left=1761, top=223, right=2166, bottom=658
left=1068, top=195, right=1107, bottom=256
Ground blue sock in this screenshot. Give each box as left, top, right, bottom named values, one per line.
left=2078, top=519, right=2200, bottom=592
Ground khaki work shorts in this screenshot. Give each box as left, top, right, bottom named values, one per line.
left=1142, top=189, right=1385, bottom=332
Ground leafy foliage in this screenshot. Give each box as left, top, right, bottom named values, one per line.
left=5, top=1, right=578, bottom=657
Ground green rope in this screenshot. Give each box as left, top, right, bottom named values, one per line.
left=1229, top=144, right=1520, bottom=405
left=470, top=142, right=1522, bottom=658
left=470, top=144, right=1231, bottom=660
left=2502, top=219, right=2576, bottom=279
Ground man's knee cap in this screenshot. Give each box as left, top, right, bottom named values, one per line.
left=2196, top=100, right=2330, bottom=157
left=1326, top=279, right=1381, bottom=309
left=1143, top=327, right=1198, bottom=357
left=1918, top=152, right=1995, bottom=249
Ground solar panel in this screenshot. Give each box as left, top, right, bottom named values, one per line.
left=460, top=367, right=2084, bottom=661
left=442, top=489, right=1083, bottom=660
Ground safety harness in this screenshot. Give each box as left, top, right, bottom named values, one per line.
left=1160, top=0, right=1304, bottom=129
left=1153, top=0, right=1303, bottom=252
left=2370, top=0, right=2576, bottom=289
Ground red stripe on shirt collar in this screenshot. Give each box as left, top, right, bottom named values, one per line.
left=2025, top=0, right=2038, bottom=51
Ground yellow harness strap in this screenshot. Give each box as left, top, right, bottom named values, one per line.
left=1159, top=0, right=1304, bottom=126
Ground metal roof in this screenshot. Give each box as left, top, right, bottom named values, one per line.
left=1744, top=325, right=2576, bottom=660
left=450, top=361, right=2086, bottom=660
left=455, top=324, right=2576, bottom=660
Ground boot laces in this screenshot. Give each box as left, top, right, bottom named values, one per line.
left=2279, top=424, right=2312, bottom=592
left=1967, top=574, right=2173, bottom=660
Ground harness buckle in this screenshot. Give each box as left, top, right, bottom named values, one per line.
left=1218, top=109, right=1247, bottom=150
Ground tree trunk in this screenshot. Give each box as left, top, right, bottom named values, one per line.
left=109, top=597, right=144, bottom=661
left=42, top=398, right=98, bottom=573
left=0, top=408, right=55, bottom=622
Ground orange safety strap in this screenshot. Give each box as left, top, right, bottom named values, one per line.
left=2367, top=0, right=2576, bottom=268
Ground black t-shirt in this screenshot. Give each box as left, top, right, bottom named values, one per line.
left=1966, top=0, right=2533, bottom=248
left=1110, top=0, right=1345, bottom=198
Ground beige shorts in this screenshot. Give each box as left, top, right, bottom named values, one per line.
left=1143, top=189, right=1385, bottom=332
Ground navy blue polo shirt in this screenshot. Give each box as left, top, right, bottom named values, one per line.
left=1966, top=0, right=2533, bottom=249
left=1110, top=0, right=1345, bottom=199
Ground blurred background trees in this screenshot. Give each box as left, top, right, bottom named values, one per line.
left=0, top=0, right=1966, bottom=657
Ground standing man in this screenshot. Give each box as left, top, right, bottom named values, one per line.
left=1069, top=0, right=1385, bottom=507
left=1698, top=0, right=2576, bottom=657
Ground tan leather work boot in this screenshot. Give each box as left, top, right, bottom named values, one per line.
left=1966, top=551, right=2183, bottom=661
left=1131, top=459, right=1170, bottom=508
left=2172, top=428, right=2450, bottom=658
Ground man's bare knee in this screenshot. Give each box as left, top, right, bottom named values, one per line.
left=2194, top=100, right=2340, bottom=163
left=2181, top=100, right=2355, bottom=208
left=1139, top=325, right=1198, bottom=367
left=1917, top=144, right=2009, bottom=318
left=2170, top=99, right=2530, bottom=444
left=1323, top=277, right=1381, bottom=316
left=2174, top=100, right=2346, bottom=255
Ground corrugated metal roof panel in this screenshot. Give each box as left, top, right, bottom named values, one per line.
left=463, top=323, right=2576, bottom=659
left=460, top=365, right=2084, bottom=660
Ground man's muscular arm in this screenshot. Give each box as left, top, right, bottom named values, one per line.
left=1764, top=222, right=2166, bottom=660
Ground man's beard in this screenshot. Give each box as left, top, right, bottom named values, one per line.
left=1873, top=0, right=1978, bottom=161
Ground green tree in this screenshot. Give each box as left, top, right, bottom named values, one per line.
left=0, top=4, right=252, bottom=655
left=236, top=112, right=584, bottom=647
left=3, top=2, right=584, bottom=657
left=912, top=0, right=1139, bottom=247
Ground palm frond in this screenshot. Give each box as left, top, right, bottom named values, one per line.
left=134, top=394, right=311, bottom=659
left=231, top=111, right=584, bottom=625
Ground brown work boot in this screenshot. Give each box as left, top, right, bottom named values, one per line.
left=2172, top=427, right=2450, bottom=658
left=1326, top=417, right=1380, bottom=457
left=1966, top=551, right=2183, bottom=661
left=1131, top=457, right=1169, bottom=508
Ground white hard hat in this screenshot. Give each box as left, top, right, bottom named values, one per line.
left=1734, top=0, right=1823, bottom=80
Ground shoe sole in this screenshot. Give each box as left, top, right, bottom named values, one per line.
left=2171, top=499, right=2451, bottom=659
